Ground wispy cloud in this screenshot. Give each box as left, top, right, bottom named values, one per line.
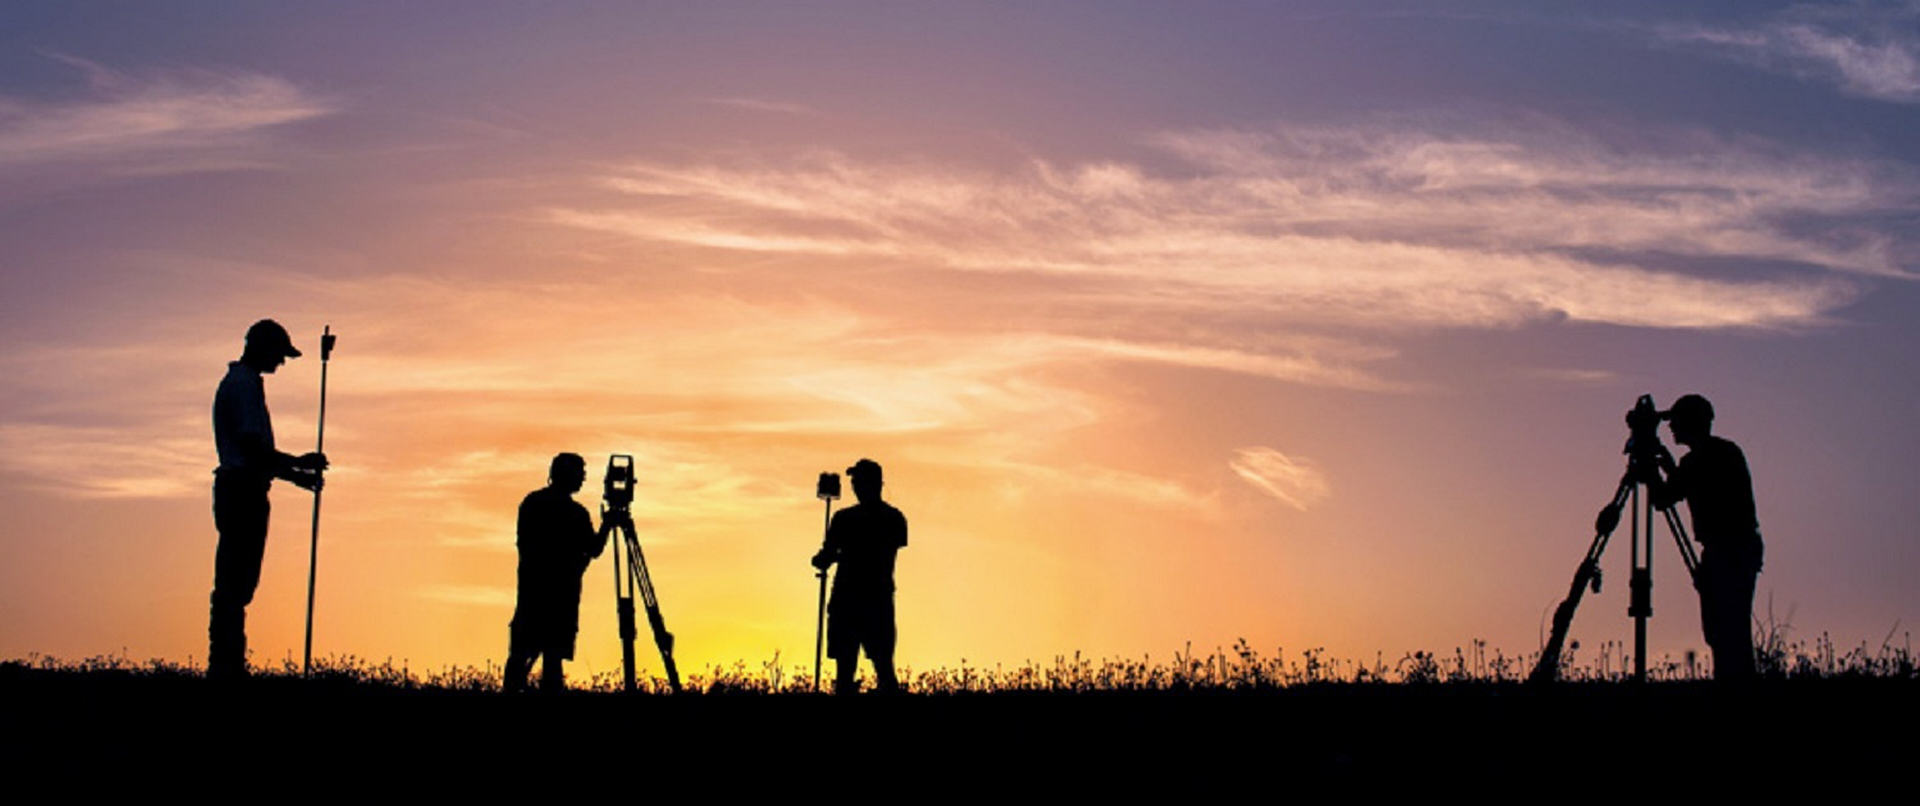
left=418, top=584, right=516, bottom=608
left=0, top=55, right=333, bottom=166
left=1659, top=2, right=1920, bottom=103
left=1228, top=447, right=1330, bottom=511
left=0, top=422, right=210, bottom=498
left=11, top=119, right=1914, bottom=516
left=703, top=97, right=819, bottom=116
left=1519, top=367, right=1620, bottom=385
left=553, top=123, right=1909, bottom=340
left=0, top=261, right=1251, bottom=519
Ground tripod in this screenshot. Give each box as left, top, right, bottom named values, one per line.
left=604, top=455, right=681, bottom=693
left=1530, top=458, right=1700, bottom=684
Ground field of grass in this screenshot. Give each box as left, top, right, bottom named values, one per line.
left=7, top=634, right=1914, bottom=783
left=16, top=624, right=1910, bottom=694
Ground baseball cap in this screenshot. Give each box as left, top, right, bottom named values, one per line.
left=1663, top=393, right=1714, bottom=424
left=847, top=458, right=883, bottom=480
left=246, top=319, right=302, bottom=358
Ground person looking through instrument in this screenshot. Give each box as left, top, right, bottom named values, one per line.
left=505, top=453, right=614, bottom=693
left=1647, top=394, right=1764, bottom=680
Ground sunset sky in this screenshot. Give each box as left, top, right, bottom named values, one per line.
left=3, top=1, right=1917, bottom=682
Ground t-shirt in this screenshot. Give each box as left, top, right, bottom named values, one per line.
left=212, top=361, right=276, bottom=480
left=824, top=500, right=908, bottom=597
left=515, top=487, right=601, bottom=611
left=1669, top=436, right=1761, bottom=550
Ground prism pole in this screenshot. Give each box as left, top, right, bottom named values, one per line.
left=303, top=325, right=336, bottom=677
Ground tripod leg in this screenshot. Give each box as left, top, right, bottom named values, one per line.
left=1661, top=507, right=1700, bottom=582
left=618, top=595, right=638, bottom=692
left=1630, top=489, right=1652, bottom=683
left=1530, top=557, right=1601, bottom=685
left=623, top=519, right=682, bottom=692
left=644, top=602, right=679, bottom=692
left=610, top=524, right=639, bottom=692
left=1529, top=475, right=1634, bottom=685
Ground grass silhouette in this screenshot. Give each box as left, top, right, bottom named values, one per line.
left=8, top=627, right=1912, bottom=694
left=7, top=635, right=1915, bottom=780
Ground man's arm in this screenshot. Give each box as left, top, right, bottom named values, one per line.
left=517, top=495, right=536, bottom=553
left=272, top=451, right=328, bottom=491
left=590, top=506, right=620, bottom=559
left=218, top=372, right=325, bottom=487
left=256, top=402, right=326, bottom=486
left=1644, top=444, right=1686, bottom=511
left=243, top=378, right=326, bottom=482
left=274, top=456, right=328, bottom=490
left=811, top=511, right=842, bottom=570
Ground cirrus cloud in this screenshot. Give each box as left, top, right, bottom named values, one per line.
left=552, top=122, right=1910, bottom=341
left=0, top=55, right=334, bottom=168
left=1229, top=447, right=1331, bottom=511
left=1659, top=1, right=1920, bottom=103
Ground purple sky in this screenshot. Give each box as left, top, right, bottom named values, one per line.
left=2, top=1, right=1916, bottom=675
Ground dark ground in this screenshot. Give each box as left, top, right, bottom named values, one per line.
left=6, top=665, right=1914, bottom=789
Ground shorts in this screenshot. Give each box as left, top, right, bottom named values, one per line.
left=827, top=592, right=895, bottom=661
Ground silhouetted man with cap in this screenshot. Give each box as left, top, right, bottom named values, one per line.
left=1650, top=394, right=1764, bottom=680
left=208, top=319, right=328, bottom=680
left=812, top=458, right=908, bottom=694
left=505, top=453, right=613, bottom=693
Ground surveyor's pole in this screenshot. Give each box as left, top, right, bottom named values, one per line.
left=303, top=325, right=335, bottom=678
left=814, top=496, right=831, bottom=692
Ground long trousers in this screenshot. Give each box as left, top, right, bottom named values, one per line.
left=1697, top=545, right=1762, bottom=680
left=210, top=474, right=271, bottom=677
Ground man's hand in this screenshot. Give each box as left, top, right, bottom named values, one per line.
left=811, top=550, right=833, bottom=571
left=293, top=452, right=329, bottom=471
left=289, top=470, right=325, bottom=493
left=1630, top=449, right=1665, bottom=486
left=600, top=506, right=632, bottom=533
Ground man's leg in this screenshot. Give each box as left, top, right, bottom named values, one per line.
left=827, top=596, right=859, bottom=694
left=832, top=652, right=859, bottom=695
left=1717, top=565, right=1759, bottom=680
left=869, top=596, right=899, bottom=694
left=1698, top=552, right=1757, bottom=681
left=504, top=629, right=533, bottom=693
left=503, top=655, right=531, bottom=693
left=209, top=479, right=269, bottom=680
left=538, top=649, right=566, bottom=693
left=1697, top=554, right=1728, bottom=676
